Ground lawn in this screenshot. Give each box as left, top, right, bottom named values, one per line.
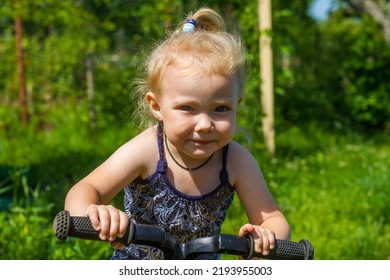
left=0, top=121, right=389, bottom=259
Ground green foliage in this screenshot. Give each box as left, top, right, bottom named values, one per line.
left=0, top=0, right=389, bottom=260
left=2, top=0, right=389, bottom=131
left=322, top=12, right=390, bottom=129
left=269, top=1, right=390, bottom=131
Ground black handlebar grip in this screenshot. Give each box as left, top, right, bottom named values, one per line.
left=256, top=239, right=314, bottom=260
left=53, top=210, right=134, bottom=246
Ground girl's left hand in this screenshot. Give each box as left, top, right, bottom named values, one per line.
left=239, top=224, right=275, bottom=256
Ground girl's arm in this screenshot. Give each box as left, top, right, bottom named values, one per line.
left=229, top=142, right=291, bottom=255
left=64, top=127, right=158, bottom=242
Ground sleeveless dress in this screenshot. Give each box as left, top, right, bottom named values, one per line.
left=112, top=124, right=235, bottom=259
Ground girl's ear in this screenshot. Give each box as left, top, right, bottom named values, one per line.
left=145, top=92, right=163, bottom=121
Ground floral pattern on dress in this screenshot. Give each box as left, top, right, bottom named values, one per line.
left=112, top=172, right=235, bottom=260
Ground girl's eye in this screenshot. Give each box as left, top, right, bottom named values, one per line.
left=215, top=106, right=229, bottom=112
left=180, top=105, right=193, bottom=112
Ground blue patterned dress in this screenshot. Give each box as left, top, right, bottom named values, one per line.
left=112, top=124, right=235, bottom=260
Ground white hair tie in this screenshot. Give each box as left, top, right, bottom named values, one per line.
left=183, top=19, right=196, bottom=33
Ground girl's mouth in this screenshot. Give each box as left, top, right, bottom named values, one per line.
left=193, top=140, right=213, bottom=146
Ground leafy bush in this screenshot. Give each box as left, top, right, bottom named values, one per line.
left=321, top=13, right=390, bottom=130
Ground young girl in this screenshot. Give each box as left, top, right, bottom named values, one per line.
left=65, top=7, right=291, bottom=260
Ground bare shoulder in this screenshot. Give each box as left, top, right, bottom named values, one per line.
left=123, top=124, right=158, bottom=149
left=227, top=141, right=260, bottom=168
left=226, top=141, right=264, bottom=186
left=123, top=126, right=159, bottom=149
left=227, top=141, right=255, bottom=158
left=105, top=125, right=160, bottom=178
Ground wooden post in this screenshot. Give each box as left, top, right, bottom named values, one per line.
left=258, top=0, right=275, bottom=156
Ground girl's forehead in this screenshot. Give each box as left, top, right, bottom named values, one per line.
left=162, top=66, right=235, bottom=90
left=160, top=66, right=241, bottom=101
left=163, top=65, right=238, bottom=85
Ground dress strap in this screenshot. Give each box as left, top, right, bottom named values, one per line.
left=156, top=122, right=167, bottom=173
left=219, top=144, right=230, bottom=184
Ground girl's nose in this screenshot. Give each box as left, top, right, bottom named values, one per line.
left=195, top=114, right=214, bottom=132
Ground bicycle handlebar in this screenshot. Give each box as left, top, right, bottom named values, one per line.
left=53, top=210, right=314, bottom=260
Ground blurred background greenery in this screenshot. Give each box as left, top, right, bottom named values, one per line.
left=0, top=0, right=389, bottom=259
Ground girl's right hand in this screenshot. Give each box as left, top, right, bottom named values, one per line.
left=85, top=204, right=129, bottom=247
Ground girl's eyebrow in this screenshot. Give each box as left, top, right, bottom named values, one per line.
left=170, top=98, right=198, bottom=106
left=211, top=98, right=236, bottom=106
left=169, top=95, right=236, bottom=105
left=213, top=98, right=235, bottom=103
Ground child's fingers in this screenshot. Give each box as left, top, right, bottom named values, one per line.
left=259, top=229, right=269, bottom=255
left=85, top=204, right=101, bottom=231
left=118, top=211, right=129, bottom=238
left=106, top=206, right=128, bottom=241
left=239, top=225, right=277, bottom=256
left=257, top=227, right=276, bottom=255
left=238, top=223, right=255, bottom=236
left=95, top=206, right=111, bottom=240
left=86, top=204, right=128, bottom=242
left=108, top=208, right=121, bottom=241
left=240, top=225, right=276, bottom=255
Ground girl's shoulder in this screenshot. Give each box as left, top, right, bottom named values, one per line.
left=114, top=126, right=160, bottom=178
left=129, top=125, right=159, bottom=146
left=227, top=141, right=257, bottom=164
left=226, top=141, right=262, bottom=185
left=120, top=125, right=158, bottom=148
left=124, top=125, right=160, bottom=154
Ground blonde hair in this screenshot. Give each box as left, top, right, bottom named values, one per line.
left=132, top=7, right=246, bottom=128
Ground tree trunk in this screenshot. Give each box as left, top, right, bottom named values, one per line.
left=349, top=0, right=390, bottom=44
left=86, top=54, right=96, bottom=131
left=258, top=0, right=275, bottom=157
left=14, top=0, right=28, bottom=124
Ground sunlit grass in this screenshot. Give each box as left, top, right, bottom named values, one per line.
left=222, top=127, right=390, bottom=259
left=1, top=116, right=389, bottom=259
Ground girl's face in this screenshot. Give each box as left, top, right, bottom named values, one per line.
left=147, top=67, right=241, bottom=161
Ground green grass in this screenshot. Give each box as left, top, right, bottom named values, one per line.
left=222, top=126, right=390, bottom=260
left=0, top=115, right=389, bottom=260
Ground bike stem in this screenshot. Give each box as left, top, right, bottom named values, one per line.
left=126, top=223, right=177, bottom=259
